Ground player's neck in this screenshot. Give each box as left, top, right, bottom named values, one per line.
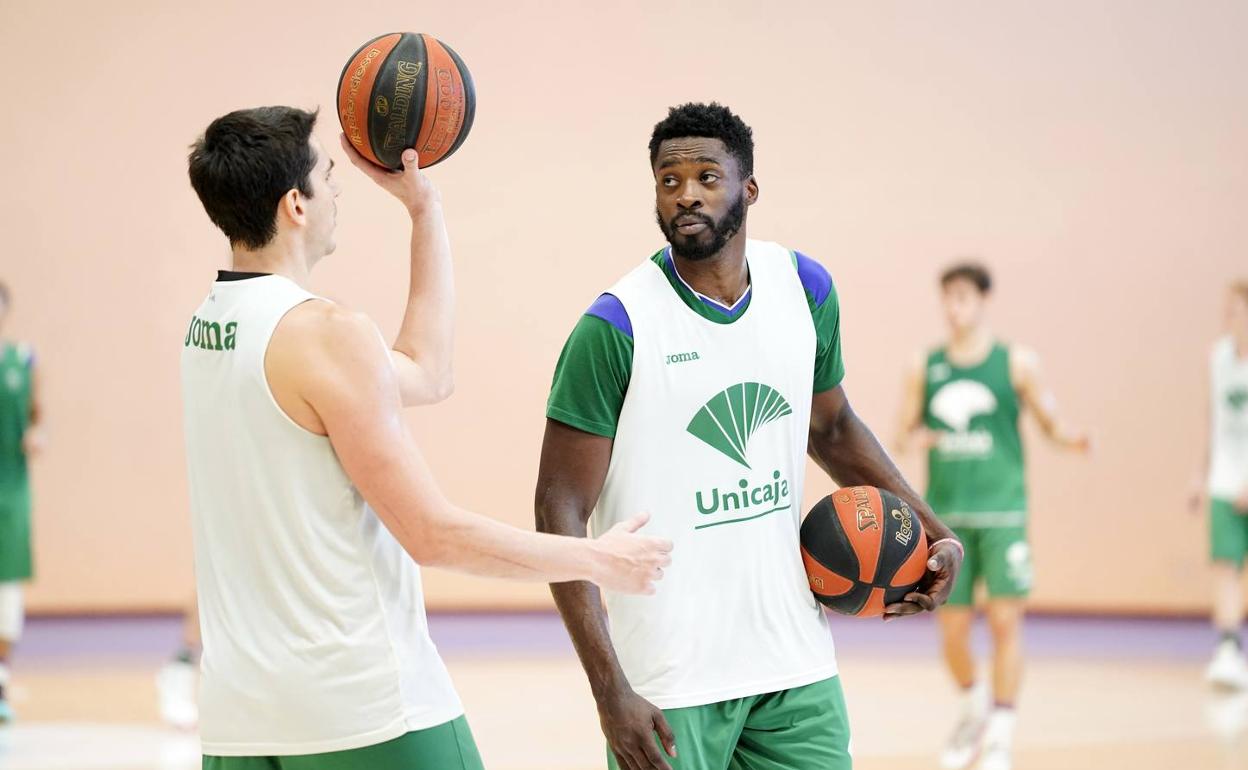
left=229, top=237, right=313, bottom=287
left=670, top=234, right=749, bottom=307
left=1233, top=329, right=1248, bottom=359
left=947, top=327, right=993, bottom=361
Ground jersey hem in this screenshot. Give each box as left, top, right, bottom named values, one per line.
left=546, top=406, right=617, bottom=438
left=637, top=663, right=840, bottom=711
left=199, top=704, right=466, bottom=757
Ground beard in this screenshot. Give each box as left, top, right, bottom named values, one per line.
left=656, top=194, right=747, bottom=262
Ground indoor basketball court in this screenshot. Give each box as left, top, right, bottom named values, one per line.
left=1, top=1, right=1246, bottom=769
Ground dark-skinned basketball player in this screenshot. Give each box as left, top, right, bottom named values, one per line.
left=535, top=103, right=964, bottom=770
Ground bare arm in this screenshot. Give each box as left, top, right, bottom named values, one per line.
left=808, top=385, right=962, bottom=616
left=535, top=419, right=678, bottom=770
left=1190, top=359, right=1211, bottom=514
left=894, top=352, right=935, bottom=454
left=266, top=303, right=671, bottom=590
left=340, top=135, right=455, bottom=407
left=1011, top=346, right=1090, bottom=452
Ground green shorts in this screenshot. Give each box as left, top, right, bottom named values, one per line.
left=608, top=676, right=851, bottom=770
left=202, top=716, right=484, bottom=770
left=1211, top=497, right=1248, bottom=568
left=945, top=526, right=1032, bottom=606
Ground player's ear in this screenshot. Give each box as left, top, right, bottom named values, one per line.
left=745, top=175, right=759, bottom=206
left=281, top=188, right=306, bottom=226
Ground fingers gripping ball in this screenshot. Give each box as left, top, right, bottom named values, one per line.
left=337, top=32, right=476, bottom=170
left=801, top=486, right=928, bottom=617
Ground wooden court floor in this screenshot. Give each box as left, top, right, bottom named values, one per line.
left=0, top=616, right=1245, bottom=770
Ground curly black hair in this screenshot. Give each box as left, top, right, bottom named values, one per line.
left=940, top=262, right=993, bottom=294
left=648, top=102, right=754, bottom=177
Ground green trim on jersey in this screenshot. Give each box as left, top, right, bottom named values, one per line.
left=923, top=342, right=1027, bottom=523
left=546, top=249, right=843, bottom=439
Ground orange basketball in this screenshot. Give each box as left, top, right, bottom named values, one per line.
left=337, top=32, right=476, bottom=170
left=800, top=486, right=929, bottom=617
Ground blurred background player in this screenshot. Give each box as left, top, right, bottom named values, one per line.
left=156, top=595, right=200, bottom=729
left=1191, top=281, right=1248, bottom=690
left=0, top=282, right=43, bottom=723
left=896, top=262, right=1089, bottom=770
left=537, top=103, right=963, bottom=770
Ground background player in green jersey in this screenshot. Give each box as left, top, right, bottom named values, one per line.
left=896, top=263, right=1089, bottom=770
left=1189, top=281, right=1248, bottom=690
left=0, top=282, right=45, bottom=723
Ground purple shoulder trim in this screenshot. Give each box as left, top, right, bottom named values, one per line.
left=585, top=293, right=633, bottom=339
left=794, top=251, right=833, bottom=307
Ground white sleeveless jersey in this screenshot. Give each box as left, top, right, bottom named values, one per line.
left=181, top=275, right=461, bottom=756
left=1208, top=336, right=1248, bottom=500
left=594, top=240, right=838, bottom=709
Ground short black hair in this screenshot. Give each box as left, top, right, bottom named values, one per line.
left=188, top=106, right=320, bottom=250
left=649, top=102, right=754, bottom=177
left=940, top=262, right=992, bottom=294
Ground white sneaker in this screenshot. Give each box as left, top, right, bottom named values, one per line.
left=979, top=710, right=1015, bottom=770
left=1206, top=641, right=1248, bottom=691
left=939, top=714, right=985, bottom=769
left=939, top=683, right=988, bottom=769
left=156, top=659, right=198, bottom=729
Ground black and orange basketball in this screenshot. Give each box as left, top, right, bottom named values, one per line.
left=800, top=486, right=928, bottom=617
left=337, top=32, right=476, bottom=170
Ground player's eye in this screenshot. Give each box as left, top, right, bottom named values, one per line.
left=700, top=172, right=719, bottom=184
left=662, top=176, right=679, bottom=187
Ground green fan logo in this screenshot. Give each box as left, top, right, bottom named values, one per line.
left=687, top=382, right=793, bottom=468
left=1229, top=387, right=1248, bottom=412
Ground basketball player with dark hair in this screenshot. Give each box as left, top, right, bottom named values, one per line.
left=0, top=281, right=43, bottom=724
left=895, top=262, right=1090, bottom=770
left=1192, top=281, right=1248, bottom=690
left=535, top=102, right=964, bottom=770
left=183, top=106, right=672, bottom=769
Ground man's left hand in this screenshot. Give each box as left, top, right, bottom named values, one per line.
left=883, top=538, right=963, bottom=620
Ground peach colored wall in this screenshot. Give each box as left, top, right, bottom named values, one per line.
left=0, top=0, right=1244, bottom=614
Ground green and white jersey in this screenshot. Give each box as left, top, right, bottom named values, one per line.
left=0, top=342, right=33, bottom=494
left=547, top=240, right=843, bottom=710
left=1208, top=336, right=1248, bottom=500
left=182, top=273, right=462, bottom=756
left=923, top=342, right=1027, bottom=528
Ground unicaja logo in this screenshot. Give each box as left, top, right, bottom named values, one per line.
left=686, top=382, right=792, bottom=469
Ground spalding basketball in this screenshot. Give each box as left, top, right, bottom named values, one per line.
left=801, top=486, right=928, bottom=617
left=337, top=32, right=476, bottom=170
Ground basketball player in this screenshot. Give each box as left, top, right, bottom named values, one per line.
left=184, top=106, right=672, bottom=769
left=895, top=263, right=1090, bottom=770
left=0, top=282, right=42, bottom=724
left=535, top=103, right=964, bottom=770
left=1191, top=281, right=1248, bottom=690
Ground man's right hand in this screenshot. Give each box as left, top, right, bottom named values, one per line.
left=339, top=134, right=440, bottom=215
left=589, top=513, right=673, bottom=595
left=598, top=686, right=677, bottom=770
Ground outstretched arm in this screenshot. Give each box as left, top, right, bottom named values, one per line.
left=535, top=419, right=679, bottom=770
left=808, top=385, right=962, bottom=617
left=340, top=136, right=455, bottom=407
left=22, top=352, right=44, bottom=457
left=1011, top=347, right=1090, bottom=452
left=266, top=302, right=671, bottom=592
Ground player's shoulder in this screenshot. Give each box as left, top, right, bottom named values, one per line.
left=583, top=293, right=633, bottom=340
left=782, top=246, right=835, bottom=308
left=7, top=341, right=35, bottom=366
left=274, top=301, right=382, bottom=362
